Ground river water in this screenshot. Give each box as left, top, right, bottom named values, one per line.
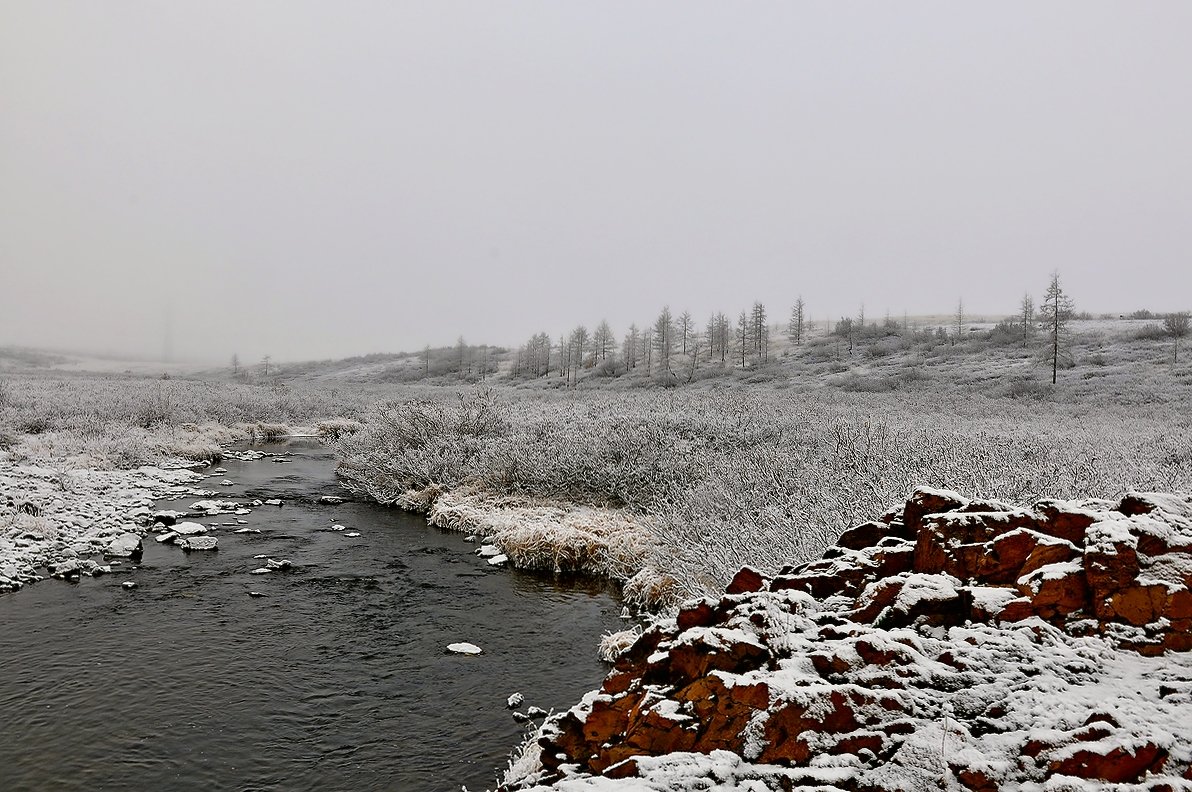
left=0, top=441, right=622, bottom=792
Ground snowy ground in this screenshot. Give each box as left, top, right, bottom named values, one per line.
left=0, top=459, right=204, bottom=589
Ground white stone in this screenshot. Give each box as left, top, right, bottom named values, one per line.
left=104, top=533, right=143, bottom=558
left=172, top=521, right=208, bottom=536
left=447, top=642, right=482, bottom=655
left=179, top=535, right=218, bottom=551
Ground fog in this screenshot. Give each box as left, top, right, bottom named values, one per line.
left=2, top=2, right=1190, bottom=363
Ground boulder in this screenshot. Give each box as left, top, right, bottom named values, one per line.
left=172, top=521, right=209, bottom=537
left=178, top=535, right=218, bottom=551
left=725, top=566, right=766, bottom=595
left=104, top=533, right=143, bottom=560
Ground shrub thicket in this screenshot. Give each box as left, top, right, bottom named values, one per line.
left=334, top=388, right=1192, bottom=604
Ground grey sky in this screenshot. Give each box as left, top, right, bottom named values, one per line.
left=2, top=2, right=1190, bottom=363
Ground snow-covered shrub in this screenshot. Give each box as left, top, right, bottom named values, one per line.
left=315, top=418, right=362, bottom=440
left=598, top=626, right=642, bottom=662
left=335, top=387, right=1192, bottom=607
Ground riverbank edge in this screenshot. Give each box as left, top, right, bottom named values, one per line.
left=0, top=425, right=338, bottom=592
left=372, top=483, right=686, bottom=613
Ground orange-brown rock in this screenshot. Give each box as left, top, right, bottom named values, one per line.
left=1048, top=742, right=1168, bottom=782
left=527, top=488, right=1192, bottom=792
left=902, top=486, right=969, bottom=534
left=676, top=599, right=720, bottom=630
left=1021, top=565, right=1090, bottom=621
left=1107, top=583, right=1169, bottom=626
left=665, top=627, right=770, bottom=686
left=1033, top=499, right=1100, bottom=544
left=725, top=566, right=766, bottom=594
left=837, top=520, right=889, bottom=551
left=759, top=690, right=861, bottom=764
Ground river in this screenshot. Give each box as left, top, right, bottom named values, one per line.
left=0, top=440, right=622, bottom=792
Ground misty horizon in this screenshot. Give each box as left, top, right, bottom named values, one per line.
left=4, top=3, right=1190, bottom=363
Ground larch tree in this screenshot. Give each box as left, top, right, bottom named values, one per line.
left=1019, top=294, right=1035, bottom=349
left=736, top=310, right=750, bottom=367
left=954, top=299, right=965, bottom=342
left=714, top=312, right=731, bottom=362
left=1038, top=271, right=1075, bottom=385
left=677, top=311, right=694, bottom=357
left=653, top=307, right=674, bottom=374
left=750, top=301, right=769, bottom=364
left=593, top=320, right=615, bottom=361
left=788, top=297, right=805, bottom=346
left=624, top=324, right=640, bottom=370
left=641, top=327, right=654, bottom=376
left=456, top=336, right=469, bottom=378
left=1164, top=311, right=1190, bottom=363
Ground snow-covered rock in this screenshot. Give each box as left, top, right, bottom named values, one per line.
left=531, top=487, right=1192, bottom=790
left=104, top=533, right=143, bottom=559
left=178, top=535, right=218, bottom=551
left=171, top=521, right=208, bottom=537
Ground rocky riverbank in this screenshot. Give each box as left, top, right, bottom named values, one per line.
left=0, top=461, right=206, bottom=590
left=505, top=487, right=1192, bottom=790
left=0, top=449, right=293, bottom=592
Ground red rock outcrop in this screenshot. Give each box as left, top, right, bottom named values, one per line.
left=517, top=488, right=1192, bottom=791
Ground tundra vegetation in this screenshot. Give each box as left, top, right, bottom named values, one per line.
left=333, top=384, right=1192, bottom=608
left=3, top=308, right=1191, bottom=606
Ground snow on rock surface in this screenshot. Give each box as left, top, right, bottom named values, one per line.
left=0, top=461, right=202, bottom=589
left=178, top=535, right=218, bottom=551
left=505, top=488, right=1192, bottom=791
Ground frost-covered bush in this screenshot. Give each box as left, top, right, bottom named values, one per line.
left=335, top=387, right=1192, bottom=606
left=0, top=373, right=370, bottom=468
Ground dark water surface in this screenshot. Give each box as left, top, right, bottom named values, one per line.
left=0, top=441, right=621, bottom=792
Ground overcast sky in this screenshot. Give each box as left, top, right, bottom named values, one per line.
left=2, top=2, right=1190, bottom=362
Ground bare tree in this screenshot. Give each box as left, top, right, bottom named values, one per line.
left=1164, top=311, right=1190, bottom=363
left=1038, top=271, right=1075, bottom=385
left=456, top=336, right=469, bottom=378
left=736, top=310, right=749, bottom=367
left=714, top=312, right=731, bottom=362
left=593, top=320, right=615, bottom=361
left=230, top=353, right=240, bottom=377
left=677, top=311, right=693, bottom=357
left=1019, top=294, right=1035, bottom=349
left=653, top=307, right=674, bottom=374
left=569, top=325, right=589, bottom=383
left=641, top=327, right=654, bottom=376
left=261, top=355, right=271, bottom=377
left=788, top=297, right=805, bottom=346
left=750, top=301, right=769, bottom=363
left=623, top=324, right=640, bottom=370
left=954, top=298, right=964, bottom=343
